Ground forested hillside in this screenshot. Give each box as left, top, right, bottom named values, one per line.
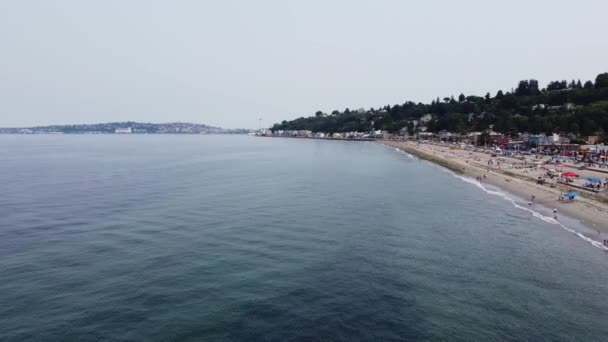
left=272, top=73, right=608, bottom=138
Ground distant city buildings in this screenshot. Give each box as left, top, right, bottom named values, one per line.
left=114, top=127, right=132, bottom=134
left=0, top=122, right=251, bottom=135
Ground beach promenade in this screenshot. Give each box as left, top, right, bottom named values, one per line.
left=382, top=140, right=608, bottom=237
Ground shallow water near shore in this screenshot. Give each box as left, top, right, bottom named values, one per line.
left=384, top=144, right=608, bottom=250
left=1, top=135, right=607, bottom=341
left=456, top=175, right=608, bottom=250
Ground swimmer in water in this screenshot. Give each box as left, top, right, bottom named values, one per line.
left=553, top=208, right=558, bottom=220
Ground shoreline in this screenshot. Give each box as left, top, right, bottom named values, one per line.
left=380, top=140, right=608, bottom=246
left=255, top=135, right=376, bottom=142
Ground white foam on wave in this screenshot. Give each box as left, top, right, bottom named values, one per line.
left=384, top=145, right=416, bottom=159
left=384, top=143, right=607, bottom=251
left=454, top=174, right=608, bottom=251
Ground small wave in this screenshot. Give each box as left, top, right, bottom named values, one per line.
left=387, top=144, right=608, bottom=251
left=383, top=144, right=416, bottom=159
left=454, top=175, right=608, bottom=251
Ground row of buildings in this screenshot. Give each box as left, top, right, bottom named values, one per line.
left=407, top=130, right=608, bottom=163
left=259, top=129, right=389, bottom=140
left=262, top=128, right=601, bottom=148
left=413, top=130, right=601, bottom=148
left=261, top=128, right=606, bottom=161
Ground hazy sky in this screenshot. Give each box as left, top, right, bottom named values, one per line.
left=1, top=0, right=607, bottom=128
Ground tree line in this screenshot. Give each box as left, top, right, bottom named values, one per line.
left=272, top=73, right=608, bottom=138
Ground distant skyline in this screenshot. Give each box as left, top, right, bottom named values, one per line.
left=1, top=0, right=607, bottom=128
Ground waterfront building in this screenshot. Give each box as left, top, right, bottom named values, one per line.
left=114, top=127, right=132, bottom=134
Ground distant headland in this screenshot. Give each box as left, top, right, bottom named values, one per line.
left=0, top=122, right=252, bottom=134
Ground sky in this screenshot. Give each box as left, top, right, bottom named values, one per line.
left=0, top=0, right=607, bottom=129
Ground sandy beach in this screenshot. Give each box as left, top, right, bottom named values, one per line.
left=382, top=140, right=608, bottom=244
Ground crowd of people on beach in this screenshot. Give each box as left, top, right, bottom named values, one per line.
left=581, top=177, right=608, bottom=190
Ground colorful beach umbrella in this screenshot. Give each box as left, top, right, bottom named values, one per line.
left=587, top=177, right=602, bottom=183
left=562, top=172, right=579, bottom=177
left=564, top=192, right=579, bottom=198
left=555, top=164, right=565, bottom=168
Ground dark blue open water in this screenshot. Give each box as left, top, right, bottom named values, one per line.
left=1, top=135, right=607, bottom=341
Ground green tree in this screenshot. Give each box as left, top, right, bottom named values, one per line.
left=407, top=121, right=415, bottom=135
left=595, top=73, right=608, bottom=88
left=271, top=72, right=608, bottom=137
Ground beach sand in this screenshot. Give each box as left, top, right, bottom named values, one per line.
left=381, top=140, right=608, bottom=240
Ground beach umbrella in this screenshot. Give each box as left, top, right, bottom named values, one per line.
left=587, top=177, right=602, bottom=183
left=562, top=172, right=579, bottom=177
left=555, top=164, right=565, bottom=168
left=564, top=192, right=579, bottom=198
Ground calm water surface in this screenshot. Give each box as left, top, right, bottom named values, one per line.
left=1, top=135, right=607, bottom=341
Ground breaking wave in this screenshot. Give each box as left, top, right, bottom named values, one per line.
left=384, top=145, right=416, bottom=159
left=455, top=174, right=608, bottom=251
left=384, top=142, right=607, bottom=251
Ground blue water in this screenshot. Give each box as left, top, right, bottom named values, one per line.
left=1, top=135, right=607, bottom=341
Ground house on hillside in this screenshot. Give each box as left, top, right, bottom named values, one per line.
left=532, top=104, right=546, bottom=110
left=419, top=114, right=434, bottom=124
